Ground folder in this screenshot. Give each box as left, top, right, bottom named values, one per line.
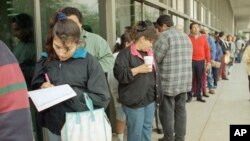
left=28, top=84, right=77, bottom=112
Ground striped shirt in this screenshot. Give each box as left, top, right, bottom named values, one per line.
left=154, top=27, right=193, bottom=96
left=0, top=40, right=33, bottom=141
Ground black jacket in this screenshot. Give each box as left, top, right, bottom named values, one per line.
left=113, top=47, right=162, bottom=108
left=31, top=48, right=110, bottom=135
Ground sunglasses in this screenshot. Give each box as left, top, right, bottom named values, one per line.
left=137, top=21, right=147, bottom=32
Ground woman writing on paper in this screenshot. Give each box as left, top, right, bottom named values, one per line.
left=31, top=11, right=110, bottom=140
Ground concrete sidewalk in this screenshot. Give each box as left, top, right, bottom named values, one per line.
left=116, top=63, right=250, bottom=141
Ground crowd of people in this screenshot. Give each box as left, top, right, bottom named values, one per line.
left=1, top=6, right=249, bottom=141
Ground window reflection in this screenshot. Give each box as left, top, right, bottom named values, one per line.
left=40, top=0, right=100, bottom=48
left=11, top=13, right=36, bottom=89
left=144, top=5, right=160, bottom=22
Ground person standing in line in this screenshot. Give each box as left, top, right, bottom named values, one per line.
left=31, top=11, right=110, bottom=141
left=226, top=35, right=236, bottom=75
left=212, top=36, right=224, bottom=89
left=107, top=32, right=132, bottom=141
left=200, top=27, right=216, bottom=94
left=218, top=31, right=229, bottom=80
left=114, top=21, right=161, bottom=141
left=187, top=22, right=211, bottom=103
left=154, top=15, right=193, bottom=141
left=0, top=40, right=33, bottom=141
left=61, top=7, right=114, bottom=73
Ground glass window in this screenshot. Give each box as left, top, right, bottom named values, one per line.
left=134, top=1, right=142, bottom=23
left=201, top=6, right=204, bottom=23
left=40, top=0, right=100, bottom=48
left=144, top=5, right=160, bottom=22
left=190, top=0, right=194, bottom=18
left=194, top=1, right=197, bottom=20
left=208, top=11, right=211, bottom=26
left=116, top=0, right=132, bottom=36
left=0, top=0, right=36, bottom=89
left=172, top=0, right=177, bottom=10
left=177, top=0, right=184, bottom=13
left=172, top=15, right=177, bottom=25
left=177, top=17, right=184, bottom=27
left=0, top=0, right=34, bottom=49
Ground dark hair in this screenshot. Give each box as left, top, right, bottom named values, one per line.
left=219, top=31, right=225, bottom=38
left=113, top=32, right=132, bottom=53
left=156, top=14, right=174, bottom=27
left=130, top=20, right=157, bottom=42
left=189, top=22, right=199, bottom=29
left=45, top=11, right=81, bottom=60
left=61, top=7, right=83, bottom=24
left=11, top=13, right=33, bottom=42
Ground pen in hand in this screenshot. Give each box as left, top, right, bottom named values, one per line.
left=41, top=73, right=53, bottom=89
left=45, top=73, right=51, bottom=83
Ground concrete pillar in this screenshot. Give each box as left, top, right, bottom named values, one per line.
left=197, top=1, right=201, bottom=21
left=184, top=0, right=191, bottom=33
left=34, top=0, right=42, bottom=61
left=105, top=0, right=116, bottom=48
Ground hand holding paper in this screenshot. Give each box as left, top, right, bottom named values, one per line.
left=29, top=84, right=77, bottom=111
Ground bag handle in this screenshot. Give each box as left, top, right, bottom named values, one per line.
left=83, top=93, right=95, bottom=121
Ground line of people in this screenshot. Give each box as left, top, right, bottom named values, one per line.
left=1, top=6, right=248, bottom=141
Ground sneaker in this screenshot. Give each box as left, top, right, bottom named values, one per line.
left=197, top=98, right=206, bottom=102
left=209, top=89, right=215, bottom=94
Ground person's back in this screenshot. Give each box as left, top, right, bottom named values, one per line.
left=61, top=7, right=114, bottom=73
left=0, top=40, right=33, bottom=141
left=154, top=27, right=193, bottom=95
left=82, top=30, right=114, bottom=72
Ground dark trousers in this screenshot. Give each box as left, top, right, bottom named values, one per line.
left=189, top=60, right=205, bottom=99
left=159, top=93, right=186, bottom=141
left=212, top=67, right=219, bottom=87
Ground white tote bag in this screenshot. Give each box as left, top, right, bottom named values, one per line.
left=61, top=93, right=112, bottom=141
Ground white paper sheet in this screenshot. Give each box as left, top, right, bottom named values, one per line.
left=28, top=84, right=77, bottom=112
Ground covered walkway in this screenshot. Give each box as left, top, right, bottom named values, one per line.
left=151, top=63, right=250, bottom=141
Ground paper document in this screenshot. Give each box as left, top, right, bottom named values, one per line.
left=28, top=84, right=77, bottom=112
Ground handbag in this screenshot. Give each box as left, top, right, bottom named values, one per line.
left=61, top=93, right=112, bottom=141
left=211, top=60, right=221, bottom=68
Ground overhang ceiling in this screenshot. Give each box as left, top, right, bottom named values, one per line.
left=229, top=0, right=250, bottom=32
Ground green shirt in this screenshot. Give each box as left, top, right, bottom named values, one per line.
left=81, top=30, right=114, bottom=72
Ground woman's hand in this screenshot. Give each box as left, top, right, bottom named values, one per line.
left=131, top=64, right=152, bottom=76
left=40, top=82, right=54, bottom=89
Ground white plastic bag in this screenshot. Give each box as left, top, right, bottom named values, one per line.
left=61, top=93, right=112, bottom=141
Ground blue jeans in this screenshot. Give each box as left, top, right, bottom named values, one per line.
left=123, top=102, right=155, bottom=141
left=207, top=66, right=214, bottom=89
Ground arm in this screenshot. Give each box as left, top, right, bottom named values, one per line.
left=208, top=36, right=216, bottom=61
left=30, top=57, right=47, bottom=90
left=113, top=49, right=151, bottom=84
left=86, top=55, right=110, bottom=109
left=96, top=37, right=115, bottom=73
left=204, top=36, right=211, bottom=63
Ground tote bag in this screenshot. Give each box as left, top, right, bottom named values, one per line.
left=61, top=93, right=112, bottom=141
